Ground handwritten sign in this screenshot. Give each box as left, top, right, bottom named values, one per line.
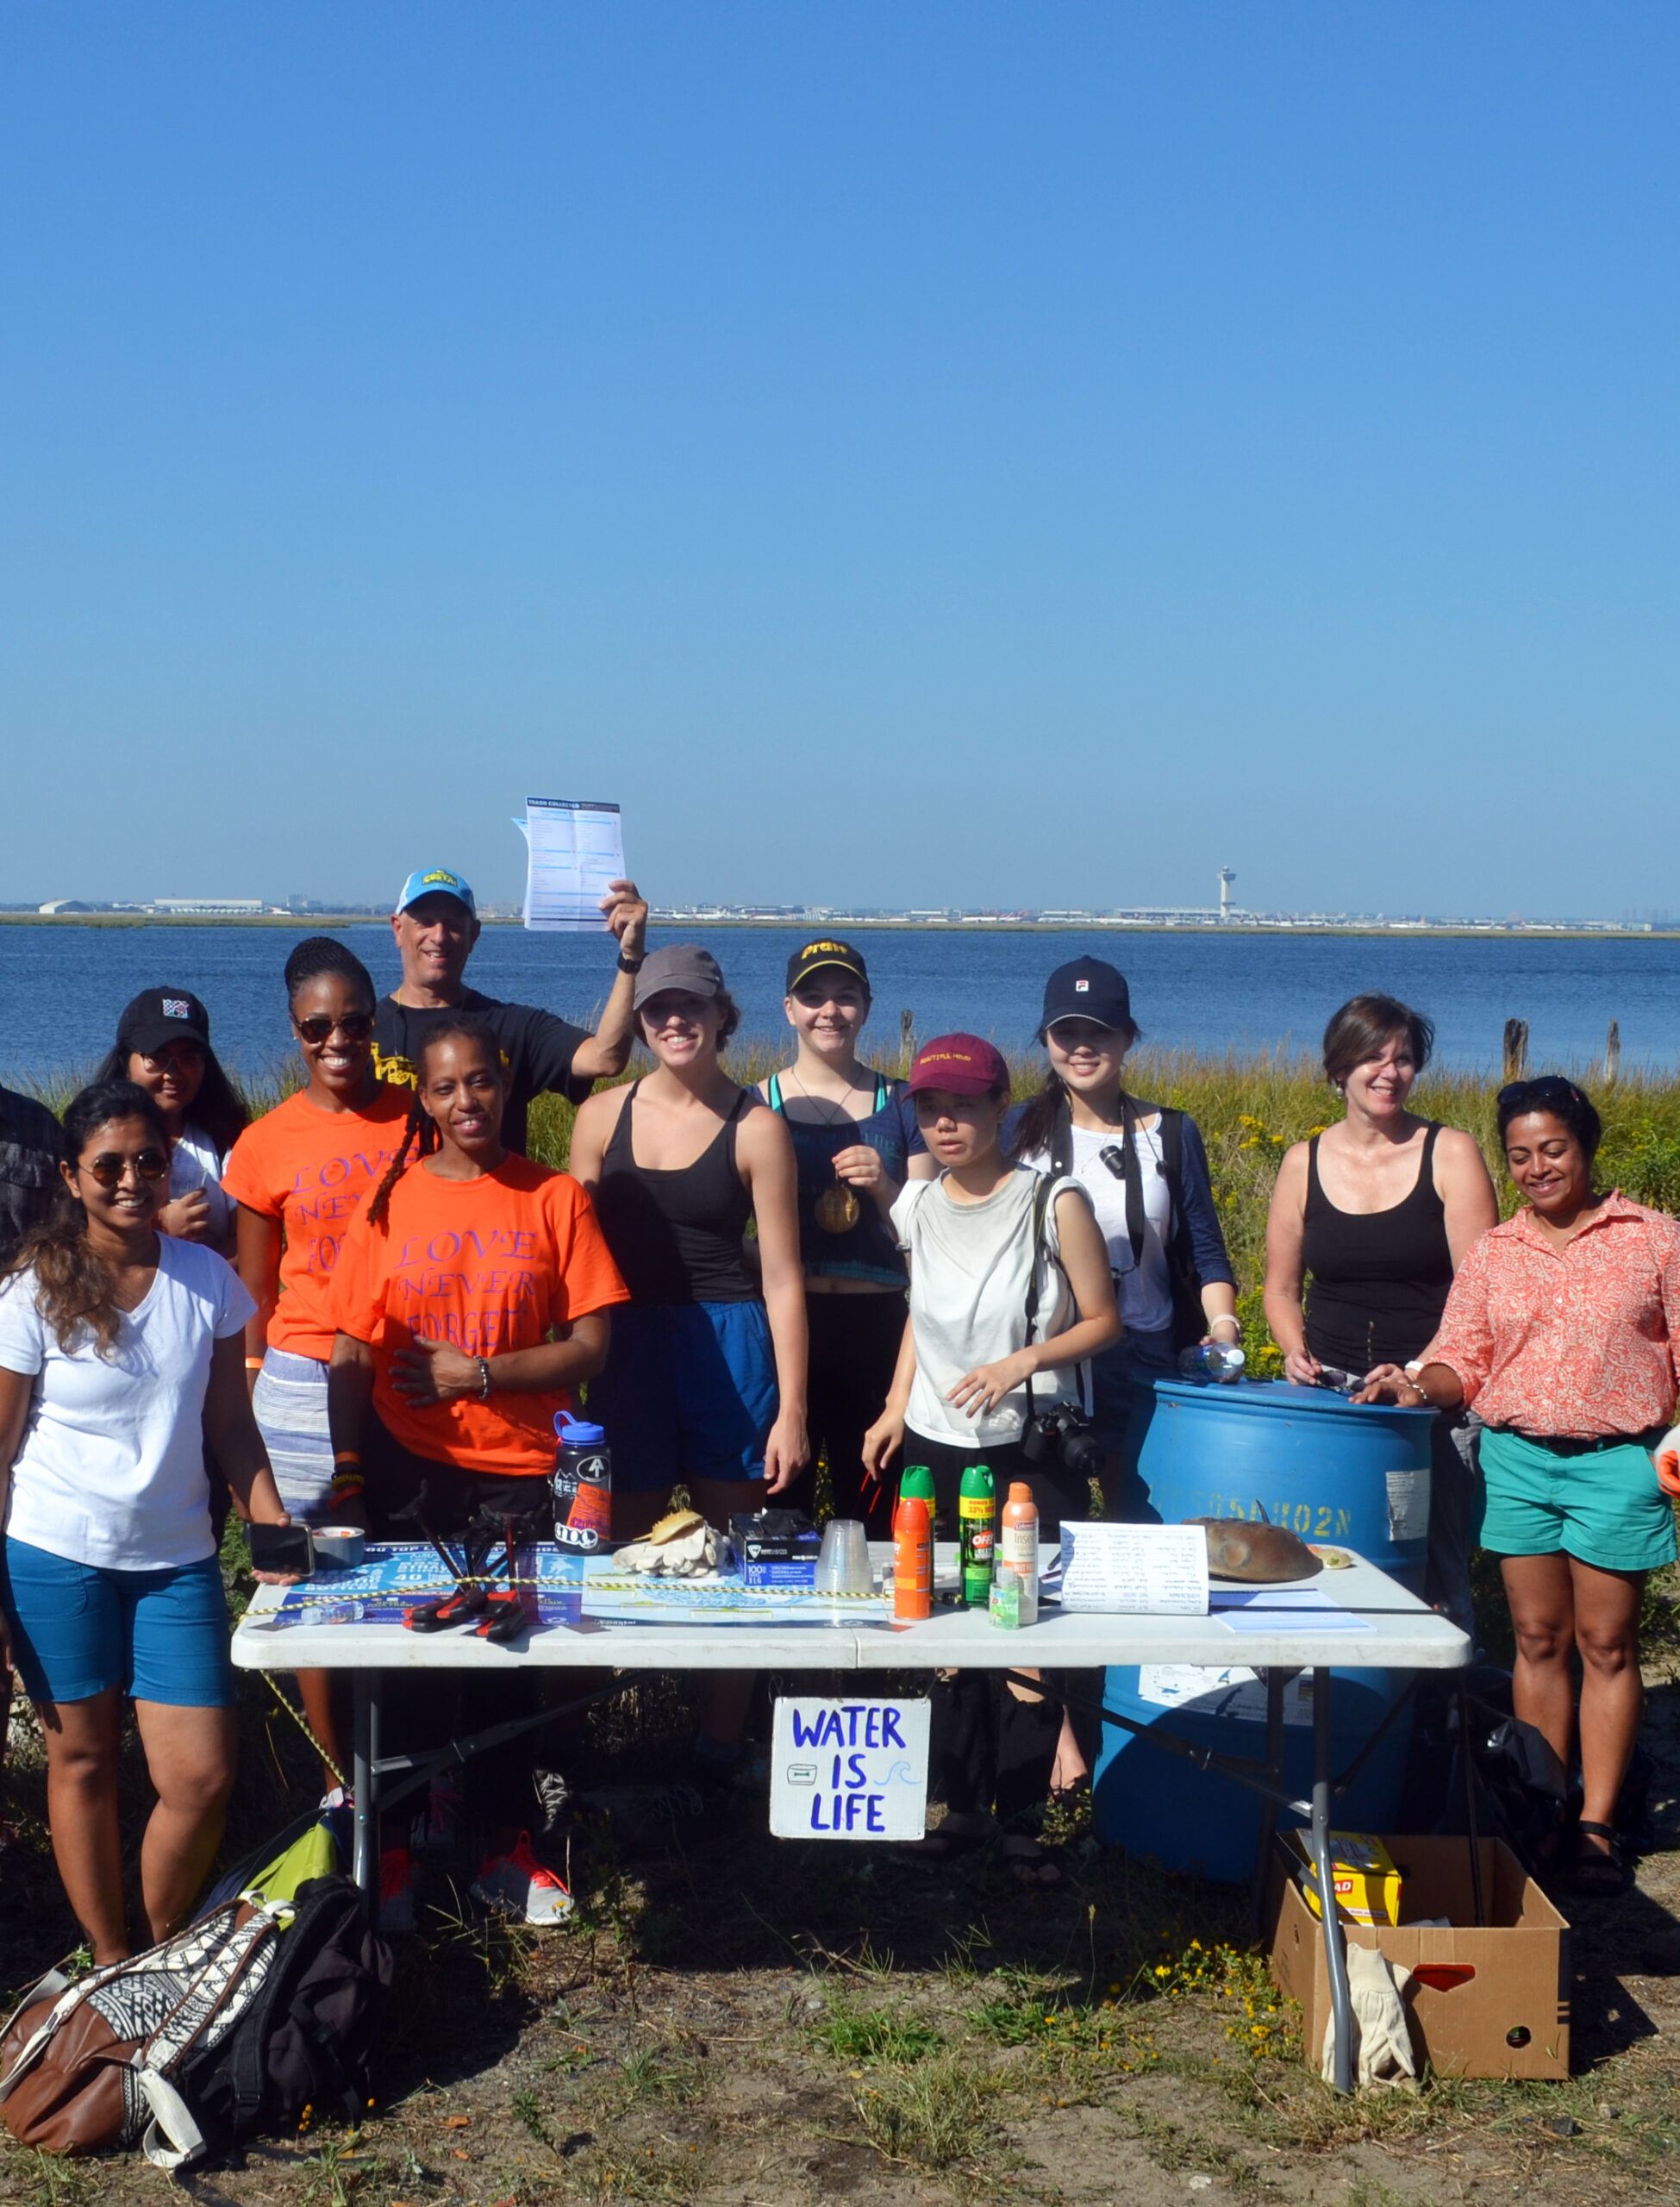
left=1057, top=1522, right=1208, bottom=1615
left=769, top=1697, right=929, bottom=1841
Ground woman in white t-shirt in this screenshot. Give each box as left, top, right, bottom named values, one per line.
left=862, top=1035, right=1119, bottom=1882
left=0, top=1082, right=294, bottom=1964
left=95, top=987, right=248, bottom=1258
left=1009, top=959, right=1240, bottom=1516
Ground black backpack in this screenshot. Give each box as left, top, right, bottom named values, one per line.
left=162, top=1873, right=391, bottom=2169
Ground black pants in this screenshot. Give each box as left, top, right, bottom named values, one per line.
left=364, top=1418, right=557, bottom=1833
left=781, top=1291, right=908, bottom=1535
left=915, top=1434, right=1102, bottom=1830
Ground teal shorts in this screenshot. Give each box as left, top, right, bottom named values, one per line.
left=1477, top=1427, right=1679, bottom=1574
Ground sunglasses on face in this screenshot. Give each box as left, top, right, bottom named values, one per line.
left=139, top=1044, right=204, bottom=1071
left=79, top=1150, right=171, bottom=1187
left=294, top=1013, right=375, bottom=1046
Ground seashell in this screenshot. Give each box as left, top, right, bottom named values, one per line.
left=1183, top=1517, right=1324, bottom=1584
left=646, top=1509, right=705, bottom=1546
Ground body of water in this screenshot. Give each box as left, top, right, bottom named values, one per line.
left=1, top=922, right=1676, bottom=1085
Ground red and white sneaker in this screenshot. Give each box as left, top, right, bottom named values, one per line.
left=470, top=1832, right=574, bottom=1925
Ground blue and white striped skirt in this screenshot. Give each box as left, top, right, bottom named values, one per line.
left=252, top=1347, right=334, bottom=1522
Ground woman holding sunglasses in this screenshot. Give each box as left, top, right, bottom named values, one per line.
left=0, top=1083, right=293, bottom=1961
left=95, top=990, right=249, bottom=1259
left=1361, top=1078, right=1680, bottom=1897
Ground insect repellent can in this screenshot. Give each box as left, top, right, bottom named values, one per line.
left=958, top=1462, right=996, bottom=1608
left=554, top=1411, right=613, bottom=1538
left=999, top=1480, right=1040, bottom=1626
left=894, top=1495, right=932, bottom=1620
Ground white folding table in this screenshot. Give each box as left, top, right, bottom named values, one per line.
left=232, top=1542, right=1470, bottom=2092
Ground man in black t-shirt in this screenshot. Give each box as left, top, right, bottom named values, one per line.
left=371, top=864, right=649, bottom=1155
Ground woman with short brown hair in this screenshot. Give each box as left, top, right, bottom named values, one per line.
left=1265, top=993, right=1496, bottom=1628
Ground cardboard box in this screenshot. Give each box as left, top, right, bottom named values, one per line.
left=1266, top=1834, right=1571, bottom=2080
left=1289, top=1830, right=1403, bottom=1927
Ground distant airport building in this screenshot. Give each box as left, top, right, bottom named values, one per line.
left=38, top=898, right=94, bottom=914
left=148, top=897, right=267, bottom=916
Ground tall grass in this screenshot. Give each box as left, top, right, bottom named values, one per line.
left=525, top=1037, right=1680, bottom=1377
left=30, top=1040, right=1680, bottom=1380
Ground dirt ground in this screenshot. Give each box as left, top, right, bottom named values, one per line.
left=3, top=1660, right=1678, bottom=2207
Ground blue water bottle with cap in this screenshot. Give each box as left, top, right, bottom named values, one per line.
left=553, top=1410, right=613, bottom=1541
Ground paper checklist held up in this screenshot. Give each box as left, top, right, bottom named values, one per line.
left=515, top=798, right=626, bottom=931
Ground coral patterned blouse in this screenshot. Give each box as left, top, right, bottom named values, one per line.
left=1425, top=1193, right=1680, bottom=1439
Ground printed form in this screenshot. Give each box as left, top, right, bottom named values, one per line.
left=517, top=798, right=626, bottom=929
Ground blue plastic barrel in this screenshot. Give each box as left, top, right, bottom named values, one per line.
left=1093, top=1379, right=1435, bottom=1881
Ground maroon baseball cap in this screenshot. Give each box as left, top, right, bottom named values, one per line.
left=906, top=1033, right=1010, bottom=1097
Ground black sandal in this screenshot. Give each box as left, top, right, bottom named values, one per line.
left=1000, top=1834, right=1068, bottom=1888
left=1570, top=1821, right=1633, bottom=1898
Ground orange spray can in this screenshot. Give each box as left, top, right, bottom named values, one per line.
left=893, top=1495, right=932, bottom=1620
left=999, top=1481, right=1040, bottom=1626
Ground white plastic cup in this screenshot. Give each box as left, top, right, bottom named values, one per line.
left=815, top=1518, right=871, bottom=1596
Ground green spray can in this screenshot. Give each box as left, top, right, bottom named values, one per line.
left=958, top=1461, right=996, bottom=1608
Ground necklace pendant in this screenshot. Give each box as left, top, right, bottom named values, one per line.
left=815, top=1183, right=862, bottom=1234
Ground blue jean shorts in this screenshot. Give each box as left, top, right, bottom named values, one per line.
left=0, top=1540, right=234, bottom=1709
left=587, top=1300, right=779, bottom=1493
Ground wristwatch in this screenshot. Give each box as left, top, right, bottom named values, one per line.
left=617, top=950, right=646, bottom=975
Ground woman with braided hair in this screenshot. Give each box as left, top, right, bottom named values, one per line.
left=325, top=1016, right=628, bottom=1917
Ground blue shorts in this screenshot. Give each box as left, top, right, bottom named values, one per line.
left=0, top=1540, right=234, bottom=1709
left=1478, top=1427, right=1679, bottom=1575
left=587, top=1301, right=779, bottom=1494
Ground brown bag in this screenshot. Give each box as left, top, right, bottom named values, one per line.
left=0, top=1900, right=281, bottom=2158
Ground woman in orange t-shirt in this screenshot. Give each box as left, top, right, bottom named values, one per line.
left=328, top=1014, right=628, bottom=1537
left=225, top=939, right=414, bottom=1525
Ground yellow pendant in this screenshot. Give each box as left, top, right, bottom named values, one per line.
left=815, top=1183, right=861, bottom=1234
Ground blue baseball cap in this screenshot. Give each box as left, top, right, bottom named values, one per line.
left=395, top=866, right=477, bottom=916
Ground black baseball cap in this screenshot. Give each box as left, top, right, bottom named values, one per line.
left=1039, top=957, right=1132, bottom=1038
left=786, top=937, right=871, bottom=994
left=116, top=987, right=212, bottom=1060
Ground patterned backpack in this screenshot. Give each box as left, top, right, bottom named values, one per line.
left=0, top=1873, right=390, bottom=2167
left=0, top=1897, right=287, bottom=2160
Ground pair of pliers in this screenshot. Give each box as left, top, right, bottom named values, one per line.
left=397, top=1488, right=491, bottom=1634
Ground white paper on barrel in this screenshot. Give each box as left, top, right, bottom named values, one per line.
left=515, top=797, right=626, bottom=930
left=1055, top=1522, right=1208, bottom=1615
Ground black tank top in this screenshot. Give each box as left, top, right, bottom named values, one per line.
left=593, top=1083, right=758, bottom=1304
left=1302, top=1123, right=1453, bottom=1372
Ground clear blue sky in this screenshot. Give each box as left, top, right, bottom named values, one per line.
left=3, top=5, right=1676, bottom=918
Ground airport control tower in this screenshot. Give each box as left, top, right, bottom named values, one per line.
left=1218, top=867, right=1236, bottom=922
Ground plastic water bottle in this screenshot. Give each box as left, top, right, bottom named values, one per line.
left=554, top=1411, right=613, bottom=1537
left=1177, top=1342, right=1246, bottom=1384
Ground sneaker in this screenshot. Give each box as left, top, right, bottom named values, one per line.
left=577, top=1779, right=704, bottom=1853
left=379, top=1846, right=416, bottom=1934
left=470, top=1833, right=574, bottom=1925
left=532, top=1766, right=572, bottom=1846
left=410, top=1780, right=465, bottom=1853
